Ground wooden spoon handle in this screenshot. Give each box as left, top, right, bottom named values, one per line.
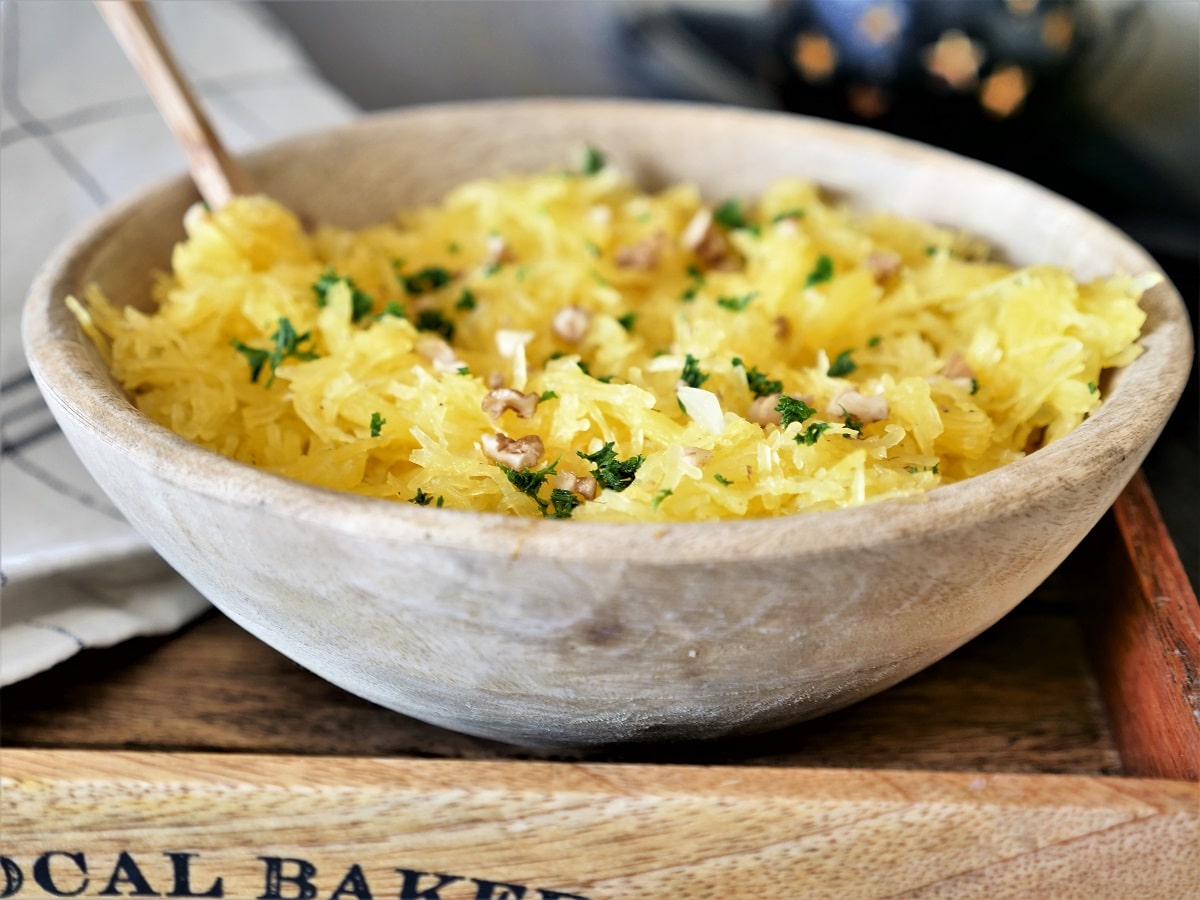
left=94, top=0, right=257, bottom=208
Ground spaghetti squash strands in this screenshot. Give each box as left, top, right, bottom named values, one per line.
left=75, top=161, right=1149, bottom=521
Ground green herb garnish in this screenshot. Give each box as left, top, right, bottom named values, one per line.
left=409, top=488, right=434, bottom=506
left=232, top=316, right=318, bottom=388
left=680, top=353, right=710, bottom=389
left=796, top=422, right=832, bottom=445
left=805, top=254, right=835, bottom=287
left=681, top=264, right=706, bottom=301
left=714, top=199, right=757, bottom=233
left=498, top=457, right=560, bottom=515
left=827, top=349, right=857, bottom=378
left=732, top=357, right=783, bottom=398
left=577, top=442, right=645, bottom=492
left=403, top=266, right=453, bottom=296
left=415, top=309, right=455, bottom=342
left=581, top=145, right=606, bottom=175
left=312, top=267, right=374, bottom=322
left=716, top=293, right=756, bottom=312
left=713, top=473, right=733, bottom=486
left=617, top=312, right=637, bottom=332
left=370, top=412, right=385, bottom=437
left=376, top=301, right=408, bottom=321
left=775, top=395, right=816, bottom=427
left=548, top=488, right=583, bottom=519
left=772, top=208, right=805, bottom=223
left=539, top=390, right=558, bottom=402
left=652, top=488, right=673, bottom=511
left=455, top=289, right=477, bottom=311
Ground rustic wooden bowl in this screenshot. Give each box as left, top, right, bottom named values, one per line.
left=23, top=100, right=1192, bottom=747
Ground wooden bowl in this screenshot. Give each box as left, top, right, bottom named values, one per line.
left=23, top=100, right=1193, bottom=747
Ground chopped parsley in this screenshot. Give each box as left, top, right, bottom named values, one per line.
left=577, top=442, right=645, bottom=492
left=456, top=366, right=470, bottom=376
left=402, top=266, right=453, bottom=296
left=732, top=357, right=783, bottom=398
left=971, top=377, right=980, bottom=395
left=827, top=349, right=857, bottom=378
left=713, top=473, right=733, bottom=486
left=842, top=413, right=864, bottom=436
left=370, top=412, right=386, bottom=437
left=716, top=292, right=756, bottom=312
left=312, top=267, right=374, bottom=322
left=581, top=145, right=606, bottom=176
left=447, top=241, right=460, bottom=254
left=409, top=489, right=434, bottom=506
left=539, top=390, right=558, bottom=402
left=681, top=264, right=706, bottom=301
left=548, top=488, right=583, bottom=519
left=232, top=316, right=318, bottom=388
left=775, top=395, right=816, bottom=427
left=868, top=335, right=882, bottom=347
left=796, top=421, right=832, bottom=445
left=772, top=208, right=805, bottom=223
left=1087, top=381, right=1098, bottom=395
left=652, top=488, right=673, bottom=511
left=415, top=309, right=455, bottom=341
left=805, top=254, right=835, bottom=287
left=376, top=301, right=408, bottom=321
left=498, top=457, right=560, bottom=515
left=680, top=354, right=710, bottom=389
left=455, top=289, right=477, bottom=311
left=714, top=200, right=747, bottom=229
left=617, top=312, right=637, bottom=332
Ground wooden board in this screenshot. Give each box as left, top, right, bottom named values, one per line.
left=2, top=473, right=1198, bottom=898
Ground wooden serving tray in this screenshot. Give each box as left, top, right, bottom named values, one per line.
left=2, top=473, right=1197, bottom=898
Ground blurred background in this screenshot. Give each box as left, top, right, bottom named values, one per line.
left=265, top=0, right=1198, bottom=582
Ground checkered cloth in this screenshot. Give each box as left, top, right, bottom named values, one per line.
left=0, top=1, right=355, bottom=684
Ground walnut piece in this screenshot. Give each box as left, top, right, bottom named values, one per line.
left=481, top=432, right=544, bottom=471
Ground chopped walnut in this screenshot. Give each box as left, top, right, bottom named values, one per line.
left=864, top=249, right=902, bottom=282
left=941, top=351, right=974, bottom=381
left=481, top=387, right=540, bottom=419
left=1023, top=425, right=1046, bottom=455
left=680, top=208, right=737, bottom=270
left=481, top=432, right=544, bottom=471
left=554, top=470, right=599, bottom=501
left=746, top=393, right=783, bottom=426
left=614, top=232, right=665, bottom=270
left=415, top=335, right=465, bottom=374
left=484, top=234, right=514, bottom=267
left=828, top=390, right=889, bottom=423
left=552, top=306, right=592, bottom=344
left=486, top=371, right=506, bottom=390
left=679, top=446, right=713, bottom=468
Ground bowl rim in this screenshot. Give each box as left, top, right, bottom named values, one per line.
left=22, top=98, right=1195, bottom=564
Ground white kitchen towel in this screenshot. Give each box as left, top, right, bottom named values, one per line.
left=0, top=0, right=356, bottom=685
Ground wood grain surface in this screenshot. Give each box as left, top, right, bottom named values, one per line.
left=1086, top=472, right=1200, bottom=780
left=1, top=581, right=1118, bottom=773
left=3, top=479, right=1197, bottom=898
left=2, top=751, right=1197, bottom=899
